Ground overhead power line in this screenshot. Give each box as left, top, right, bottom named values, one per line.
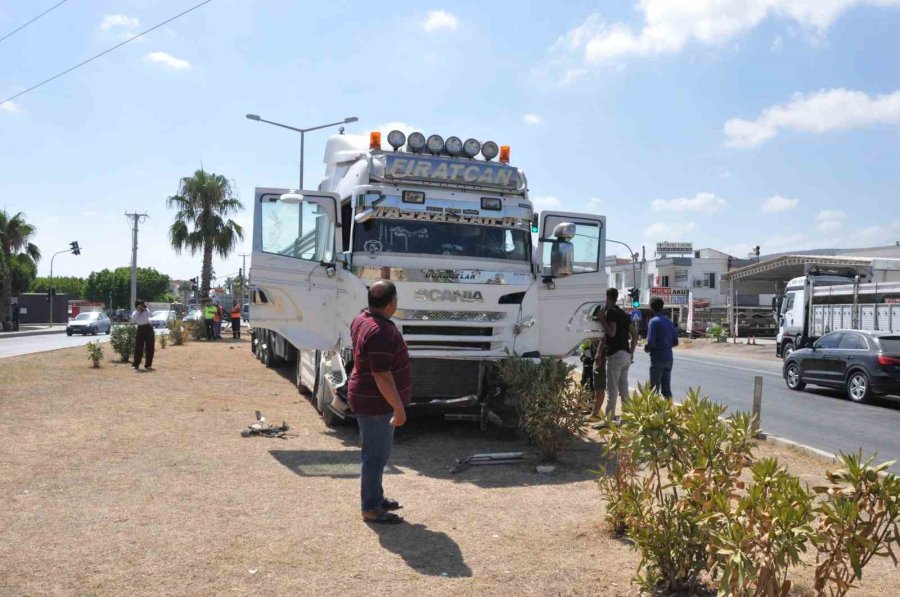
left=1, top=0, right=214, bottom=106
left=0, top=0, right=69, bottom=45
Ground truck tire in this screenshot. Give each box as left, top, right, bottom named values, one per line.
left=781, top=341, right=794, bottom=361
left=785, top=363, right=805, bottom=391
left=846, top=370, right=872, bottom=404
left=317, top=366, right=343, bottom=427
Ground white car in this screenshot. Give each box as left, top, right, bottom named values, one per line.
left=67, top=312, right=111, bottom=336
left=149, top=310, right=176, bottom=330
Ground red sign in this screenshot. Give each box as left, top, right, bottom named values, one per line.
left=886, top=298, right=900, bottom=304
left=693, top=299, right=710, bottom=309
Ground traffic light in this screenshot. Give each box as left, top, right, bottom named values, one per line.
left=754, top=245, right=761, bottom=258
left=190, top=277, right=199, bottom=291
left=69, top=241, right=81, bottom=255
left=628, top=288, right=640, bottom=309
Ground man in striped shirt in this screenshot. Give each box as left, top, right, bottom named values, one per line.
left=348, top=280, right=411, bottom=524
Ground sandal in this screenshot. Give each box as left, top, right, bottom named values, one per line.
left=381, top=498, right=403, bottom=511
left=363, top=510, right=404, bottom=525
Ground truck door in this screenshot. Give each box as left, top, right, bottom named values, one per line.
left=250, top=187, right=341, bottom=351
left=537, top=211, right=606, bottom=357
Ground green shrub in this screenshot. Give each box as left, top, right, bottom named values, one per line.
left=813, top=451, right=900, bottom=596
left=703, top=457, right=815, bottom=597
left=158, top=332, right=168, bottom=349
left=498, top=356, right=590, bottom=461
left=86, top=341, right=103, bottom=368
left=597, top=386, right=899, bottom=596
left=167, top=319, right=189, bottom=345
left=110, top=324, right=136, bottom=362
left=709, top=324, right=724, bottom=338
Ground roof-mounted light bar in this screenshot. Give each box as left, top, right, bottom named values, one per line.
left=379, top=129, right=509, bottom=162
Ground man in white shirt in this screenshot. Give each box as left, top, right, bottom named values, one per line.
left=131, top=300, right=155, bottom=371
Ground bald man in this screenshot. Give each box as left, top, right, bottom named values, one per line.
left=348, top=280, right=412, bottom=524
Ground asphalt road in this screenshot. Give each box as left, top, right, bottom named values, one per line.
left=615, top=351, right=900, bottom=472
left=0, top=332, right=115, bottom=359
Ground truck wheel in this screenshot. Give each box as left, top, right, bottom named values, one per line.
left=847, top=371, right=872, bottom=404
left=785, top=363, right=805, bottom=391
left=782, top=342, right=794, bottom=361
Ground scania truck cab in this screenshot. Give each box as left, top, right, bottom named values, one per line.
left=249, top=129, right=607, bottom=425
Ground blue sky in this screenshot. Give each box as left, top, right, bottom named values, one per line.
left=2, top=0, right=900, bottom=280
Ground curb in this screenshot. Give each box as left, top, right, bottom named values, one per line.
left=762, top=433, right=838, bottom=464
left=0, top=328, right=67, bottom=339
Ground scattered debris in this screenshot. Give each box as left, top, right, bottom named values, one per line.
left=241, top=411, right=290, bottom=438
left=450, top=452, right=524, bottom=474
left=536, top=465, right=555, bottom=474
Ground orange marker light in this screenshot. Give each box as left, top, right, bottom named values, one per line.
left=499, top=145, right=510, bottom=164
left=369, top=131, right=382, bottom=150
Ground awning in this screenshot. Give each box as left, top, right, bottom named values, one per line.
left=721, top=255, right=888, bottom=283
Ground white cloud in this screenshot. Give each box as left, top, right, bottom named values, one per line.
left=421, top=10, right=459, bottom=33
left=1, top=101, right=20, bottom=113
left=651, top=192, right=726, bottom=214
left=532, top=196, right=563, bottom=211
left=771, top=35, right=784, bottom=52
left=761, top=194, right=798, bottom=212
left=144, top=51, right=191, bottom=70
left=537, top=1, right=900, bottom=85
left=724, top=88, right=900, bottom=148
left=586, top=197, right=603, bottom=212
left=816, top=209, right=847, bottom=233
left=643, top=221, right=697, bottom=240
left=100, top=14, right=139, bottom=31
left=522, top=113, right=542, bottom=126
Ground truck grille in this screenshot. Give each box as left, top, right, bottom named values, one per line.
left=402, top=325, right=493, bottom=337
left=395, top=309, right=505, bottom=323
left=407, top=340, right=492, bottom=351
left=410, top=359, right=480, bottom=400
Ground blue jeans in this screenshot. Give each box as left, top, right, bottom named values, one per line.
left=649, top=360, right=673, bottom=399
left=356, top=413, right=394, bottom=512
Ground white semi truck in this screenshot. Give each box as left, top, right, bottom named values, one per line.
left=249, top=129, right=606, bottom=425
left=776, top=273, right=900, bottom=359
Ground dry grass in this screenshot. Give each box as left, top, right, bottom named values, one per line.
left=0, top=340, right=897, bottom=596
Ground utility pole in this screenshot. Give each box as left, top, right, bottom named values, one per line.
left=240, top=253, right=250, bottom=307
left=125, top=212, right=149, bottom=310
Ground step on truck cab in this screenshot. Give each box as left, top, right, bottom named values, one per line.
left=249, top=129, right=607, bottom=426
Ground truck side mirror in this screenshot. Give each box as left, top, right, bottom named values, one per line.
left=550, top=241, right=574, bottom=278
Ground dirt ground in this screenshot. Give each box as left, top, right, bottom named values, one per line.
left=677, top=338, right=778, bottom=362
left=0, top=340, right=897, bottom=596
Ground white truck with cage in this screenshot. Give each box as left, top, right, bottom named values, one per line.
left=249, top=128, right=606, bottom=425
left=776, top=273, right=900, bottom=359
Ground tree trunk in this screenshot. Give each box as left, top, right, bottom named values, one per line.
left=201, top=241, right=213, bottom=299
left=0, top=259, right=11, bottom=323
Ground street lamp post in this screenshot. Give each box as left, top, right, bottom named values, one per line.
left=607, top=238, right=640, bottom=304
left=245, top=114, right=358, bottom=189
left=48, top=241, right=80, bottom=328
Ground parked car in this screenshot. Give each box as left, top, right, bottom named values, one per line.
left=783, top=330, right=900, bottom=403
left=183, top=309, right=203, bottom=323
left=67, top=312, right=111, bottom=336
left=149, top=310, right=176, bottom=330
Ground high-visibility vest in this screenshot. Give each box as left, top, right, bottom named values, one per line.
left=204, top=305, right=217, bottom=319
left=231, top=307, right=241, bottom=319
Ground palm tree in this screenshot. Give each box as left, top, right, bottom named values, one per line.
left=0, top=210, right=41, bottom=321
left=167, top=170, right=243, bottom=299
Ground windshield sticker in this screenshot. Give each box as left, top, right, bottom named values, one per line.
left=363, top=240, right=383, bottom=257
left=374, top=206, right=520, bottom=228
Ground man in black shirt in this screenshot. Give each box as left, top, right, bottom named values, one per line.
left=594, top=288, right=638, bottom=420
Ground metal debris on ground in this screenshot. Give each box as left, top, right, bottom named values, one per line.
left=240, top=410, right=290, bottom=438
left=449, top=452, right=524, bottom=474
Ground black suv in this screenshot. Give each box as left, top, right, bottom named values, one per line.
left=783, top=330, right=900, bottom=403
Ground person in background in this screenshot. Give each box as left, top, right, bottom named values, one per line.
left=645, top=297, right=679, bottom=399
left=230, top=300, right=242, bottom=339
left=213, top=301, right=223, bottom=339
left=579, top=339, right=595, bottom=393
left=11, top=302, right=20, bottom=332
left=348, top=280, right=411, bottom=525
left=594, top=288, right=639, bottom=422
left=131, top=300, right=155, bottom=371
left=587, top=332, right=607, bottom=422
left=203, top=299, right=216, bottom=341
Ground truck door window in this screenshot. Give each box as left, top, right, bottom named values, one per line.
left=261, top=200, right=334, bottom=262
left=782, top=293, right=795, bottom=314
left=541, top=222, right=601, bottom=274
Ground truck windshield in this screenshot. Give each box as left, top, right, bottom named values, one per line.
left=354, top=218, right=530, bottom=262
